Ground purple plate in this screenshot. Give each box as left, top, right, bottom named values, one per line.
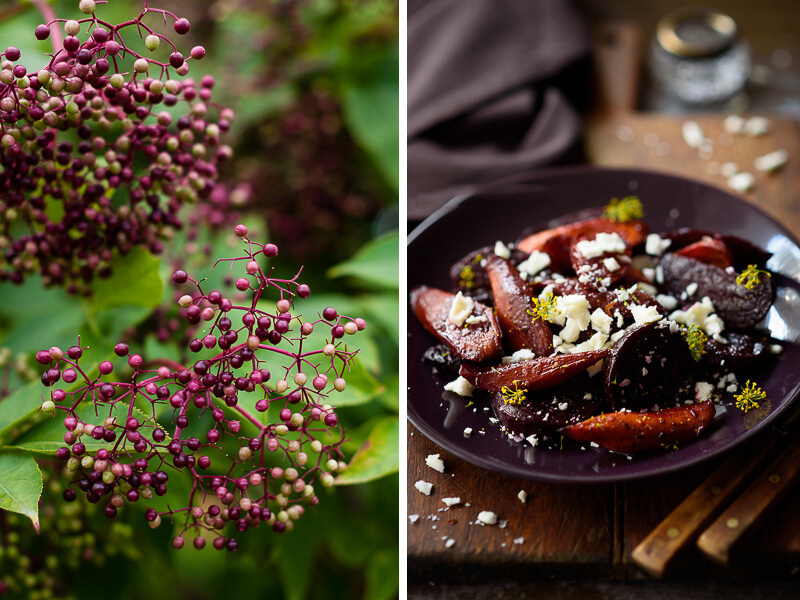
left=407, top=166, right=800, bottom=483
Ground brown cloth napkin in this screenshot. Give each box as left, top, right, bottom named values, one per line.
left=408, top=0, right=592, bottom=220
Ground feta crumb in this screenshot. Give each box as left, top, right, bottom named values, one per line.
left=463, top=427, right=473, bottom=437
left=590, top=441, right=599, bottom=448
left=724, top=114, right=745, bottom=134
left=408, top=514, right=419, bottom=523
left=642, top=267, right=656, bottom=282
left=513, top=537, right=524, bottom=545
left=682, top=120, right=705, bottom=148
left=477, top=511, right=498, bottom=525
left=442, top=497, right=461, bottom=507
left=720, top=161, right=739, bottom=177
left=425, top=454, right=446, bottom=473
left=695, top=381, right=715, bottom=402
left=726, top=383, right=738, bottom=393
left=445, top=538, right=455, bottom=548
left=414, top=480, right=433, bottom=495
left=494, top=240, right=511, bottom=259
left=590, top=308, right=612, bottom=334
left=744, top=116, right=770, bottom=137
left=518, top=490, right=527, bottom=503
left=728, top=171, right=755, bottom=193
left=526, top=434, right=539, bottom=447
left=754, top=149, right=789, bottom=173
left=586, top=359, right=604, bottom=378
left=645, top=234, right=672, bottom=256
left=444, top=376, right=475, bottom=397
left=489, top=417, right=499, bottom=425
left=448, top=291, right=474, bottom=326
left=575, top=232, right=626, bottom=259
left=603, top=257, right=621, bottom=272
left=769, top=344, right=784, bottom=354
left=502, top=348, right=537, bottom=364
left=464, top=314, right=487, bottom=325
left=518, top=250, right=551, bottom=277
left=630, top=304, right=663, bottom=324
left=686, top=282, right=698, bottom=297
left=656, top=294, right=679, bottom=311
left=558, top=402, right=569, bottom=411
left=572, top=332, right=609, bottom=353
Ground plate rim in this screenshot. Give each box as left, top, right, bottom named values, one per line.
left=407, top=164, right=800, bottom=484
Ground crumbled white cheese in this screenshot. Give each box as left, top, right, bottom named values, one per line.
left=464, top=314, right=487, bottom=325
left=425, top=454, right=445, bottom=473
left=494, top=240, right=511, bottom=259
left=477, top=511, right=498, bottom=525
left=518, top=250, right=551, bottom=277
left=642, top=267, right=656, bottom=282
left=442, top=497, right=461, bottom=507
left=586, top=359, right=605, bottom=377
left=463, top=427, right=473, bottom=437
left=559, top=319, right=582, bottom=343
left=590, top=308, right=612, bottom=334
left=574, top=232, right=626, bottom=259
left=518, top=490, right=527, bottom=503
left=414, top=481, right=433, bottom=495
left=572, top=332, right=609, bottom=353
left=637, top=282, right=658, bottom=296
left=728, top=171, right=755, bottom=192
left=444, top=376, right=475, bottom=397
left=630, top=304, right=663, bottom=324
left=501, top=348, right=537, bottom=364
left=554, top=294, right=591, bottom=332
left=769, top=344, right=784, bottom=354
left=695, top=381, right=715, bottom=402
left=724, top=114, right=746, bottom=134
left=408, top=514, right=419, bottom=523
left=754, top=149, right=789, bottom=173
left=744, top=116, right=770, bottom=137
left=558, top=402, right=569, bottom=411
left=448, top=291, right=474, bottom=326
left=720, top=161, right=739, bottom=177
left=656, top=294, right=679, bottom=311
left=526, top=434, right=539, bottom=448
left=445, top=538, right=456, bottom=548
left=686, top=282, right=698, bottom=297
left=603, top=257, right=621, bottom=272
left=671, top=296, right=725, bottom=337
left=682, top=120, right=705, bottom=148
left=645, top=234, right=672, bottom=256
left=513, top=537, right=525, bottom=545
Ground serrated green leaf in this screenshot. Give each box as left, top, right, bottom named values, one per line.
left=87, top=247, right=163, bottom=311
left=336, top=416, right=398, bottom=485
left=327, top=232, right=398, bottom=290
left=0, top=451, right=42, bottom=531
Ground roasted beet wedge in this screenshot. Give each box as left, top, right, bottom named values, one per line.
left=517, top=217, right=648, bottom=254
left=449, top=245, right=528, bottom=302
left=562, top=400, right=716, bottom=453
left=485, top=255, right=553, bottom=355
left=604, top=322, right=692, bottom=411
left=660, top=228, right=772, bottom=270
left=410, top=285, right=503, bottom=363
left=675, top=237, right=733, bottom=269
left=459, top=350, right=608, bottom=393
left=703, top=332, right=771, bottom=369
left=659, top=253, right=774, bottom=330
left=491, top=385, right=604, bottom=437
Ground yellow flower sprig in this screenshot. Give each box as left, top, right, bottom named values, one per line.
left=458, top=265, right=476, bottom=289
left=682, top=324, right=708, bottom=362
left=735, top=380, right=766, bottom=413
left=603, top=195, right=643, bottom=223
left=501, top=380, right=527, bottom=405
left=736, top=264, right=771, bottom=290
left=528, top=292, right=559, bottom=323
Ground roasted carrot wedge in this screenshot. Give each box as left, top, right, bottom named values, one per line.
left=458, top=350, right=608, bottom=393
left=485, top=255, right=553, bottom=356
left=675, top=237, right=733, bottom=269
left=562, top=400, right=716, bottom=453
left=410, top=285, right=503, bottom=363
left=517, top=218, right=647, bottom=254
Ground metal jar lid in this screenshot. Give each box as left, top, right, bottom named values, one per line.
left=656, top=8, right=738, bottom=58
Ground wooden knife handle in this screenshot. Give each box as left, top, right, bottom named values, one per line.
left=696, top=438, right=800, bottom=566
left=631, top=437, right=780, bottom=578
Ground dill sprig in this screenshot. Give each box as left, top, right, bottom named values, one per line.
left=603, top=195, right=643, bottom=223
left=736, top=264, right=771, bottom=290
left=528, top=292, right=560, bottom=323
left=458, top=265, right=476, bottom=289
left=734, top=380, right=766, bottom=413
left=682, top=324, right=708, bottom=362
left=501, top=380, right=527, bottom=405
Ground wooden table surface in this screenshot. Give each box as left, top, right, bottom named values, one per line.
left=408, top=22, right=800, bottom=590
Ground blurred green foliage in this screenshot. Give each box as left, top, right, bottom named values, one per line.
left=0, top=0, right=398, bottom=598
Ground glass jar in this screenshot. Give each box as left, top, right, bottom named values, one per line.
left=649, top=8, right=751, bottom=105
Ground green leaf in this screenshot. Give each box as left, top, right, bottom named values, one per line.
left=364, top=548, right=400, bottom=600
left=339, top=47, right=399, bottom=191
left=88, top=247, right=163, bottom=311
left=336, top=416, right=398, bottom=485
left=272, top=517, right=315, bottom=600
left=333, top=360, right=384, bottom=407
left=327, top=232, right=398, bottom=290
left=0, top=451, right=42, bottom=531
left=0, top=379, right=46, bottom=443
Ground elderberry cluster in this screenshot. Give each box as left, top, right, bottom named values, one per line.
left=0, top=0, right=234, bottom=292
left=36, top=225, right=365, bottom=550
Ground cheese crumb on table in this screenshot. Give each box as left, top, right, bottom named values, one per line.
left=408, top=514, right=419, bottom=523
left=477, top=511, right=498, bottom=525
left=442, top=497, right=461, bottom=507
left=414, top=480, right=433, bottom=496
left=518, top=490, right=527, bottom=503
left=754, top=149, right=788, bottom=173
left=444, top=376, right=474, bottom=397
left=425, top=453, right=445, bottom=473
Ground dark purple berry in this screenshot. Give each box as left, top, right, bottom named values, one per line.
left=174, top=18, right=191, bottom=34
